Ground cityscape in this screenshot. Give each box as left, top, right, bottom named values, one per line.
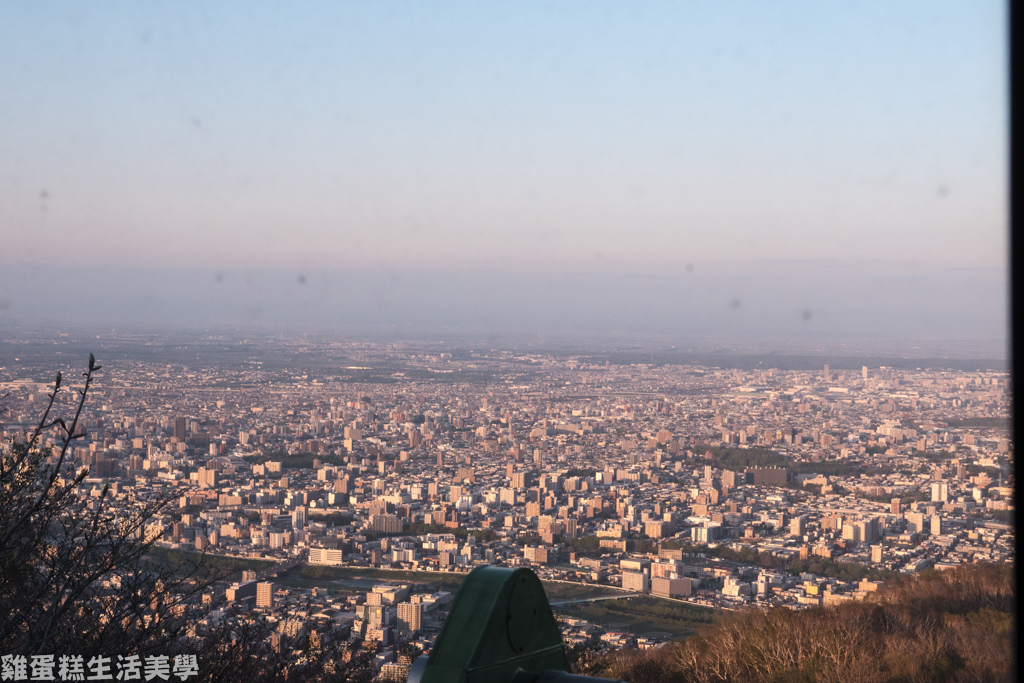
left=0, top=332, right=1012, bottom=680
left=0, top=2, right=1009, bottom=681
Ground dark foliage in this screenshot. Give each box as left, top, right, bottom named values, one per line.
left=1, top=358, right=375, bottom=682
left=599, top=563, right=1014, bottom=683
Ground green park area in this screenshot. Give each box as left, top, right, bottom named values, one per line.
left=145, top=547, right=276, bottom=580
left=143, top=552, right=715, bottom=639
left=282, top=565, right=624, bottom=604
left=551, top=596, right=715, bottom=640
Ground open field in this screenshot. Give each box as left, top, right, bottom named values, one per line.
left=296, top=565, right=468, bottom=590
left=552, top=597, right=715, bottom=639
left=143, top=553, right=716, bottom=638
left=288, top=565, right=624, bottom=602
left=541, top=582, right=624, bottom=602
left=143, top=555, right=631, bottom=604
left=144, top=547, right=276, bottom=580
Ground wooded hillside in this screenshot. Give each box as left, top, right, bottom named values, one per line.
left=586, top=563, right=1014, bottom=683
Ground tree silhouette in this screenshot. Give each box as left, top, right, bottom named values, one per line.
left=1, top=356, right=374, bottom=682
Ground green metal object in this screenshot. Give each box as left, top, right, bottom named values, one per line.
left=407, top=566, right=623, bottom=683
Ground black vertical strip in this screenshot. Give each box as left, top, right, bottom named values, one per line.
left=1009, top=3, right=1021, bottom=683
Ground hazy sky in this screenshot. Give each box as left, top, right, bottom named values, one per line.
left=0, top=2, right=1009, bottom=353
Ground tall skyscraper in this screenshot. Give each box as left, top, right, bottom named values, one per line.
left=256, top=582, right=274, bottom=608
left=930, top=481, right=949, bottom=503
left=789, top=515, right=806, bottom=537
left=905, top=512, right=926, bottom=534
left=397, top=602, right=423, bottom=634
left=823, top=364, right=830, bottom=381
left=174, top=416, right=187, bottom=440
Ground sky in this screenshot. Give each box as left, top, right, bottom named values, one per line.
left=0, top=1, right=1009, bottom=355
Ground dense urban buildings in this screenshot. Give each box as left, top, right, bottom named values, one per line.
left=0, top=333, right=1013, bottom=677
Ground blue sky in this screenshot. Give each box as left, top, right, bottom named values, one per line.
left=1, top=1, right=1007, bottom=269
left=0, top=2, right=1009, bottom=353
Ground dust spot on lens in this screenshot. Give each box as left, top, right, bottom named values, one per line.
left=802, top=309, right=813, bottom=321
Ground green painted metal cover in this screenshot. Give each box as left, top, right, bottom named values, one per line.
left=420, top=566, right=572, bottom=683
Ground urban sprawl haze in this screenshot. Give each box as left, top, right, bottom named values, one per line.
left=0, top=333, right=1012, bottom=680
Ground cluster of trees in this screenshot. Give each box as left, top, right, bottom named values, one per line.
left=701, top=446, right=907, bottom=482
left=785, top=558, right=896, bottom=583
left=299, top=564, right=351, bottom=581
left=564, top=535, right=601, bottom=552
left=562, top=534, right=664, bottom=557
left=625, top=538, right=659, bottom=554
left=386, top=521, right=450, bottom=537
left=586, top=563, right=1015, bottom=682
left=856, top=488, right=930, bottom=505
left=0, top=358, right=376, bottom=682
left=943, top=417, right=1010, bottom=430
left=563, top=467, right=598, bottom=478
left=703, top=447, right=788, bottom=471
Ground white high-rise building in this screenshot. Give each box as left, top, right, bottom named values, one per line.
left=397, top=602, right=423, bottom=634
left=308, top=548, right=344, bottom=566
left=256, top=582, right=273, bottom=608
left=291, top=506, right=307, bottom=529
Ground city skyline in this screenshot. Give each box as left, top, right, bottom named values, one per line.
left=0, top=334, right=1013, bottom=678
left=0, top=2, right=1014, bottom=671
